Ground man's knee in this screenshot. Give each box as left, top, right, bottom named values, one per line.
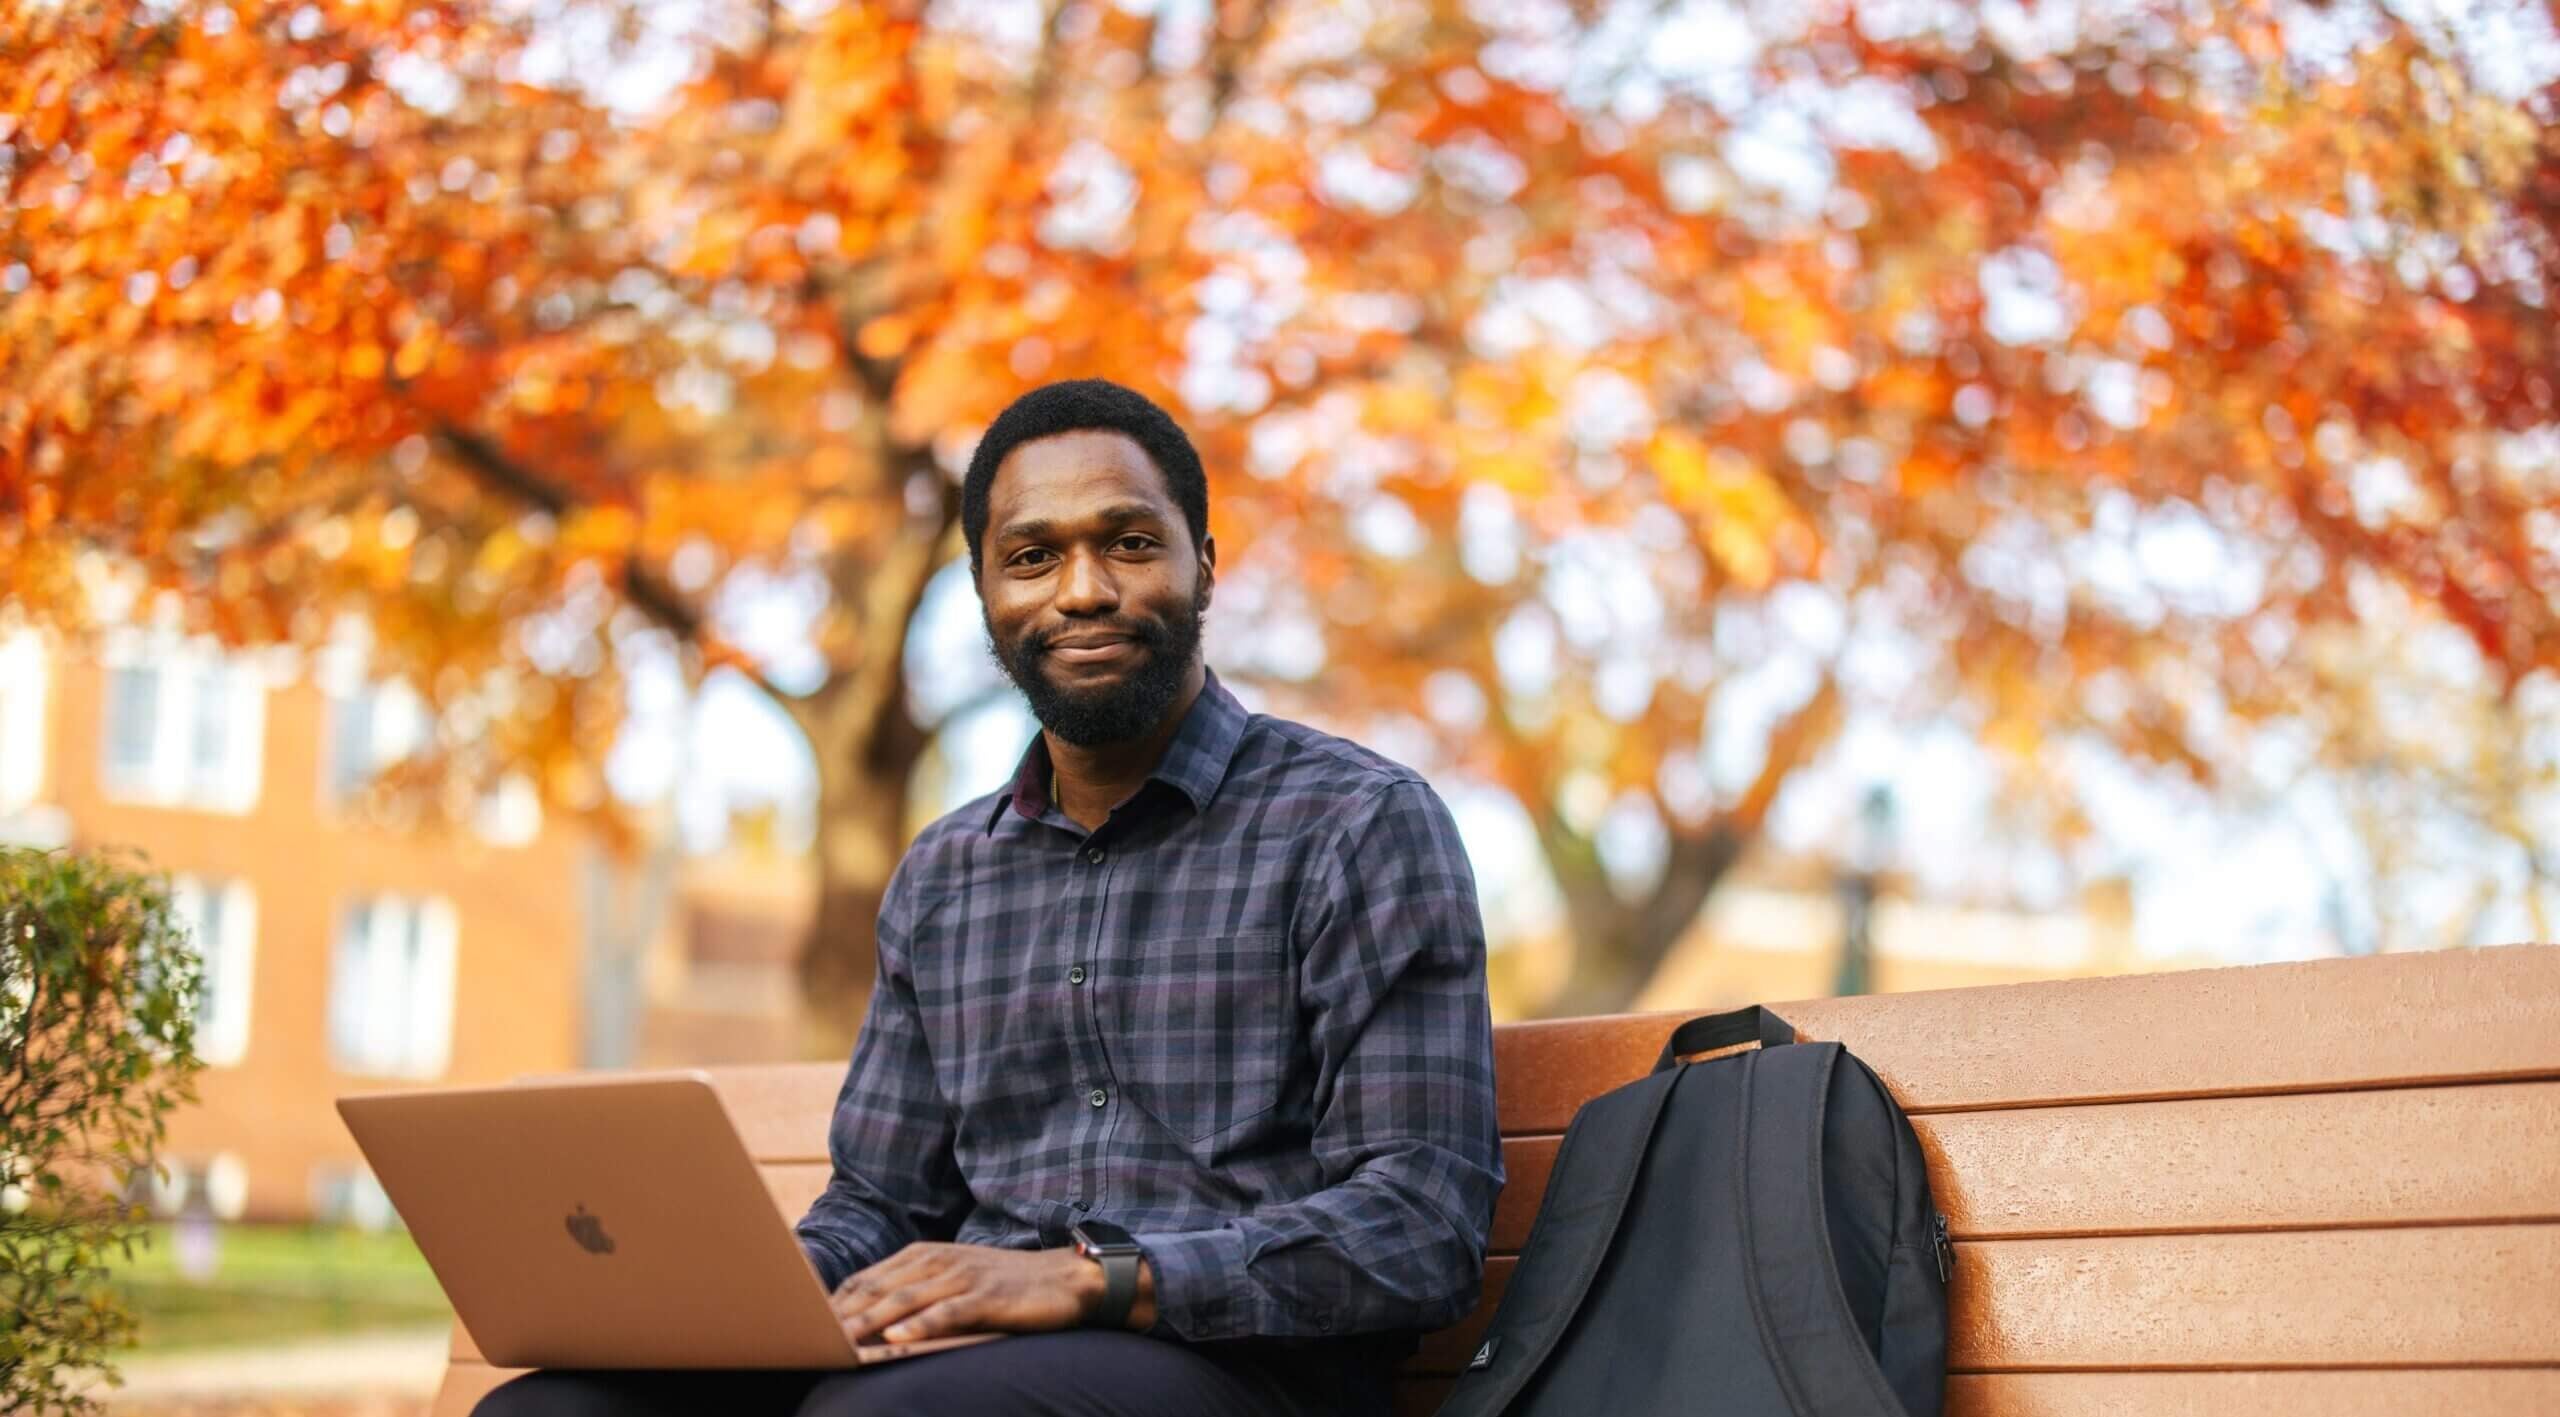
left=793, top=1332, right=1283, bottom=1417
left=473, top=1367, right=819, bottom=1417
left=471, top=1371, right=625, bottom=1417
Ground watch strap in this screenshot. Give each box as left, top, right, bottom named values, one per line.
left=1092, top=1249, right=1139, bottom=1328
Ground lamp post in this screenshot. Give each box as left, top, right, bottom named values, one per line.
left=1835, top=785, right=1896, bottom=997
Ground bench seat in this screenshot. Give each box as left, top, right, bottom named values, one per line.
left=430, top=944, right=2560, bottom=1416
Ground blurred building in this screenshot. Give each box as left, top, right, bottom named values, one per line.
left=0, top=627, right=587, bottom=1225
left=631, top=826, right=822, bottom=1068
left=1487, top=850, right=2195, bottom=1021
left=1631, top=860, right=2169, bottom=1013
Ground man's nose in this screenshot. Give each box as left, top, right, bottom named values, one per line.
left=1053, top=548, right=1120, bottom=616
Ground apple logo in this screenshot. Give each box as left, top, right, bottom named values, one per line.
left=565, top=1204, right=615, bottom=1255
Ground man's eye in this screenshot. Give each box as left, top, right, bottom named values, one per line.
left=1009, top=549, right=1054, bottom=569
left=1113, top=536, right=1155, bottom=552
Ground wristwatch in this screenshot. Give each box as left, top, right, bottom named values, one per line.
left=1069, top=1218, right=1143, bottom=1329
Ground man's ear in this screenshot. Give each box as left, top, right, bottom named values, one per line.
left=1198, top=535, right=1216, bottom=609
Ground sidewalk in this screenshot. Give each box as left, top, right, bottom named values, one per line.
left=76, top=1325, right=451, bottom=1413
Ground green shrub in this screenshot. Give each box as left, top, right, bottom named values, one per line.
left=1, top=848, right=204, bottom=1415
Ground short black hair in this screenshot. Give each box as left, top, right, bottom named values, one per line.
left=962, top=379, right=1209, bottom=577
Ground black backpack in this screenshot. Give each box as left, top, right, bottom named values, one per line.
left=1435, top=1005, right=1951, bottom=1417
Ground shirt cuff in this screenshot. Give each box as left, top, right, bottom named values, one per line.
left=797, top=1232, right=852, bottom=1293
left=1133, top=1226, right=1251, bottom=1342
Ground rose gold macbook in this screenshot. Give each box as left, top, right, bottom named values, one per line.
left=336, top=1071, right=996, bottom=1369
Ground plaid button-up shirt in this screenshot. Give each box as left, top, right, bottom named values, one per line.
left=794, top=671, right=1503, bottom=1345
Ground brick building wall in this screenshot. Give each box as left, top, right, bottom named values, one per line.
left=22, top=640, right=588, bottom=1222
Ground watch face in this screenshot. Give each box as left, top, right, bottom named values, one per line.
left=1073, top=1219, right=1138, bottom=1255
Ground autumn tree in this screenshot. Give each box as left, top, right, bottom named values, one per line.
left=6, top=0, right=2552, bottom=1027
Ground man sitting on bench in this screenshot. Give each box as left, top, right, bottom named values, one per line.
left=475, top=378, right=1504, bottom=1417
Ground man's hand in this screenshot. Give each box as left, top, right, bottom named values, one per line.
left=830, top=1242, right=1153, bottom=1345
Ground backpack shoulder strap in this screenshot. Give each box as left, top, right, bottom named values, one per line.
left=1738, top=1043, right=1913, bottom=1417
left=1432, top=1066, right=1682, bottom=1417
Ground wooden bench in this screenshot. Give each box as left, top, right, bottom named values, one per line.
left=430, top=945, right=2560, bottom=1416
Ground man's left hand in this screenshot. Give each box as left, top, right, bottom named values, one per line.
left=830, top=1242, right=1119, bottom=1345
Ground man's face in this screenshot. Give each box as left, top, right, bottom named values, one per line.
left=979, top=430, right=1213, bottom=748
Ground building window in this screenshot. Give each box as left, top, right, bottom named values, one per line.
left=98, top=642, right=265, bottom=813
left=137, top=1152, right=250, bottom=1222
left=0, top=632, right=47, bottom=814
left=310, top=1162, right=399, bottom=1231
left=170, top=876, right=257, bottom=1067
left=474, top=773, right=543, bottom=846
left=328, top=894, right=458, bottom=1079
left=325, top=680, right=428, bottom=808
left=329, top=680, right=541, bottom=845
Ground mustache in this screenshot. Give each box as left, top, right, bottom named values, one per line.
left=1023, top=617, right=1175, bottom=657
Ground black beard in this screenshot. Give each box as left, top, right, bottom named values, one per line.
left=987, top=584, right=1208, bottom=748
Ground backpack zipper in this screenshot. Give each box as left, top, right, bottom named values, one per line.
left=1932, top=1211, right=1954, bottom=1283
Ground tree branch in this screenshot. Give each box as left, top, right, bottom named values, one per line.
left=428, top=421, right=796, bottom=707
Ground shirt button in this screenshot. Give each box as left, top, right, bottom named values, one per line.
left=1068, top=965, right=1087, bottom=986
left=1085, top=846, right=1106, bottom=865
left=1088, top=1088, right=1109, bottom=1108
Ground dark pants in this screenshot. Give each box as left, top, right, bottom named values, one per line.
left=471, top=1330, right=1393, bottom=1417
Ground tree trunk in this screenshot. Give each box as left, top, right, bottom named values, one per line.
left=793, top=673, right=934, bottom=1059
left=1528, top=677, right=1841, bottom=1017
left=1539, top=824, right=1750, bottom=1017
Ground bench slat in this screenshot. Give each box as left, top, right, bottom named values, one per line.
left=700, top=947, right=2560, bottom=1157
left=433, top=1360, right=523, bottom=1417
left=764, top=1162, right=830, bottom=1227
left=1390, top=1370, right=2560, bottom=1417
left=700, top=1065, right=844, bottom=1164
left=1491, top=946, right=2560, bottom=1132
left=1920, top=1081, right=2560, bottom=1238
left=1940, top=1371, right=2560, bottom=1417
left=761, top=1081, right=2559, bottom=1263
left=1411, top=1222, right=2560, bottom=1375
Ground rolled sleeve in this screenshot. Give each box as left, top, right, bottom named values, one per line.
left=1136, top=779, right=1504, bottom=1341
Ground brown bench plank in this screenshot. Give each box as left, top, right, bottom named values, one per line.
left=1920, top=1082, right=2560, bottom=1238
left=1952, top=1224, right=2560, bottom=1370
left=764, top=1162, right=830, bottom=1223
left=1392, top=1370, right=2560, bottom=1417
left=1462, top=1082, right=2560, bottom=1263
left=434, top=1360, right=522, bottom=1417
left=755, top=1083, right=2560, bottom=1261
left=701, top=947, right=2560, bottom=1157
left=1410, top=1223, right=2560, bottom=1375
left=1942, top=1371, right=2560, bottom=1417
left=1489, top=946, right=2560, bottom=1133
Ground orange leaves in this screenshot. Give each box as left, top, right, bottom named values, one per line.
left=854, top=314, right=916, bottom=362
left=3, top=0, right=2551, bottom=919
left=557, top=505, right=638, bottom=566
left=391, top=322, right=439, bottom=380
left=1646, top=429, right=1812, bottom=591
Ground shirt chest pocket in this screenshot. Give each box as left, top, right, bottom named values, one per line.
left=1101, top=932, right=1295, bottom=1144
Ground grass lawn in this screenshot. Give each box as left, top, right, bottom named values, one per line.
left=108, top=1223, right=454, bottom=1352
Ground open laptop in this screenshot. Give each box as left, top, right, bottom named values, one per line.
left=336, top=1071, right=998, bottom=1370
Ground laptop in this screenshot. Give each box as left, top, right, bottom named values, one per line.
left=336, top=1070, right=999, bottom=1369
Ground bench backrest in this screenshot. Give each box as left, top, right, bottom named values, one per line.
left=432, top=945, right=2560, bottom=1417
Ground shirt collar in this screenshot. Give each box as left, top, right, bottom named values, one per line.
left=987, top=668, right=1249, bottom=833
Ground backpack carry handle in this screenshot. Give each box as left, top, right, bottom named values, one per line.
left=1653, top=1004, right=1797, bottom=1073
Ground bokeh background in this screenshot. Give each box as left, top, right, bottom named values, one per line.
left=3, top=0, right=2555, bottom=1408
